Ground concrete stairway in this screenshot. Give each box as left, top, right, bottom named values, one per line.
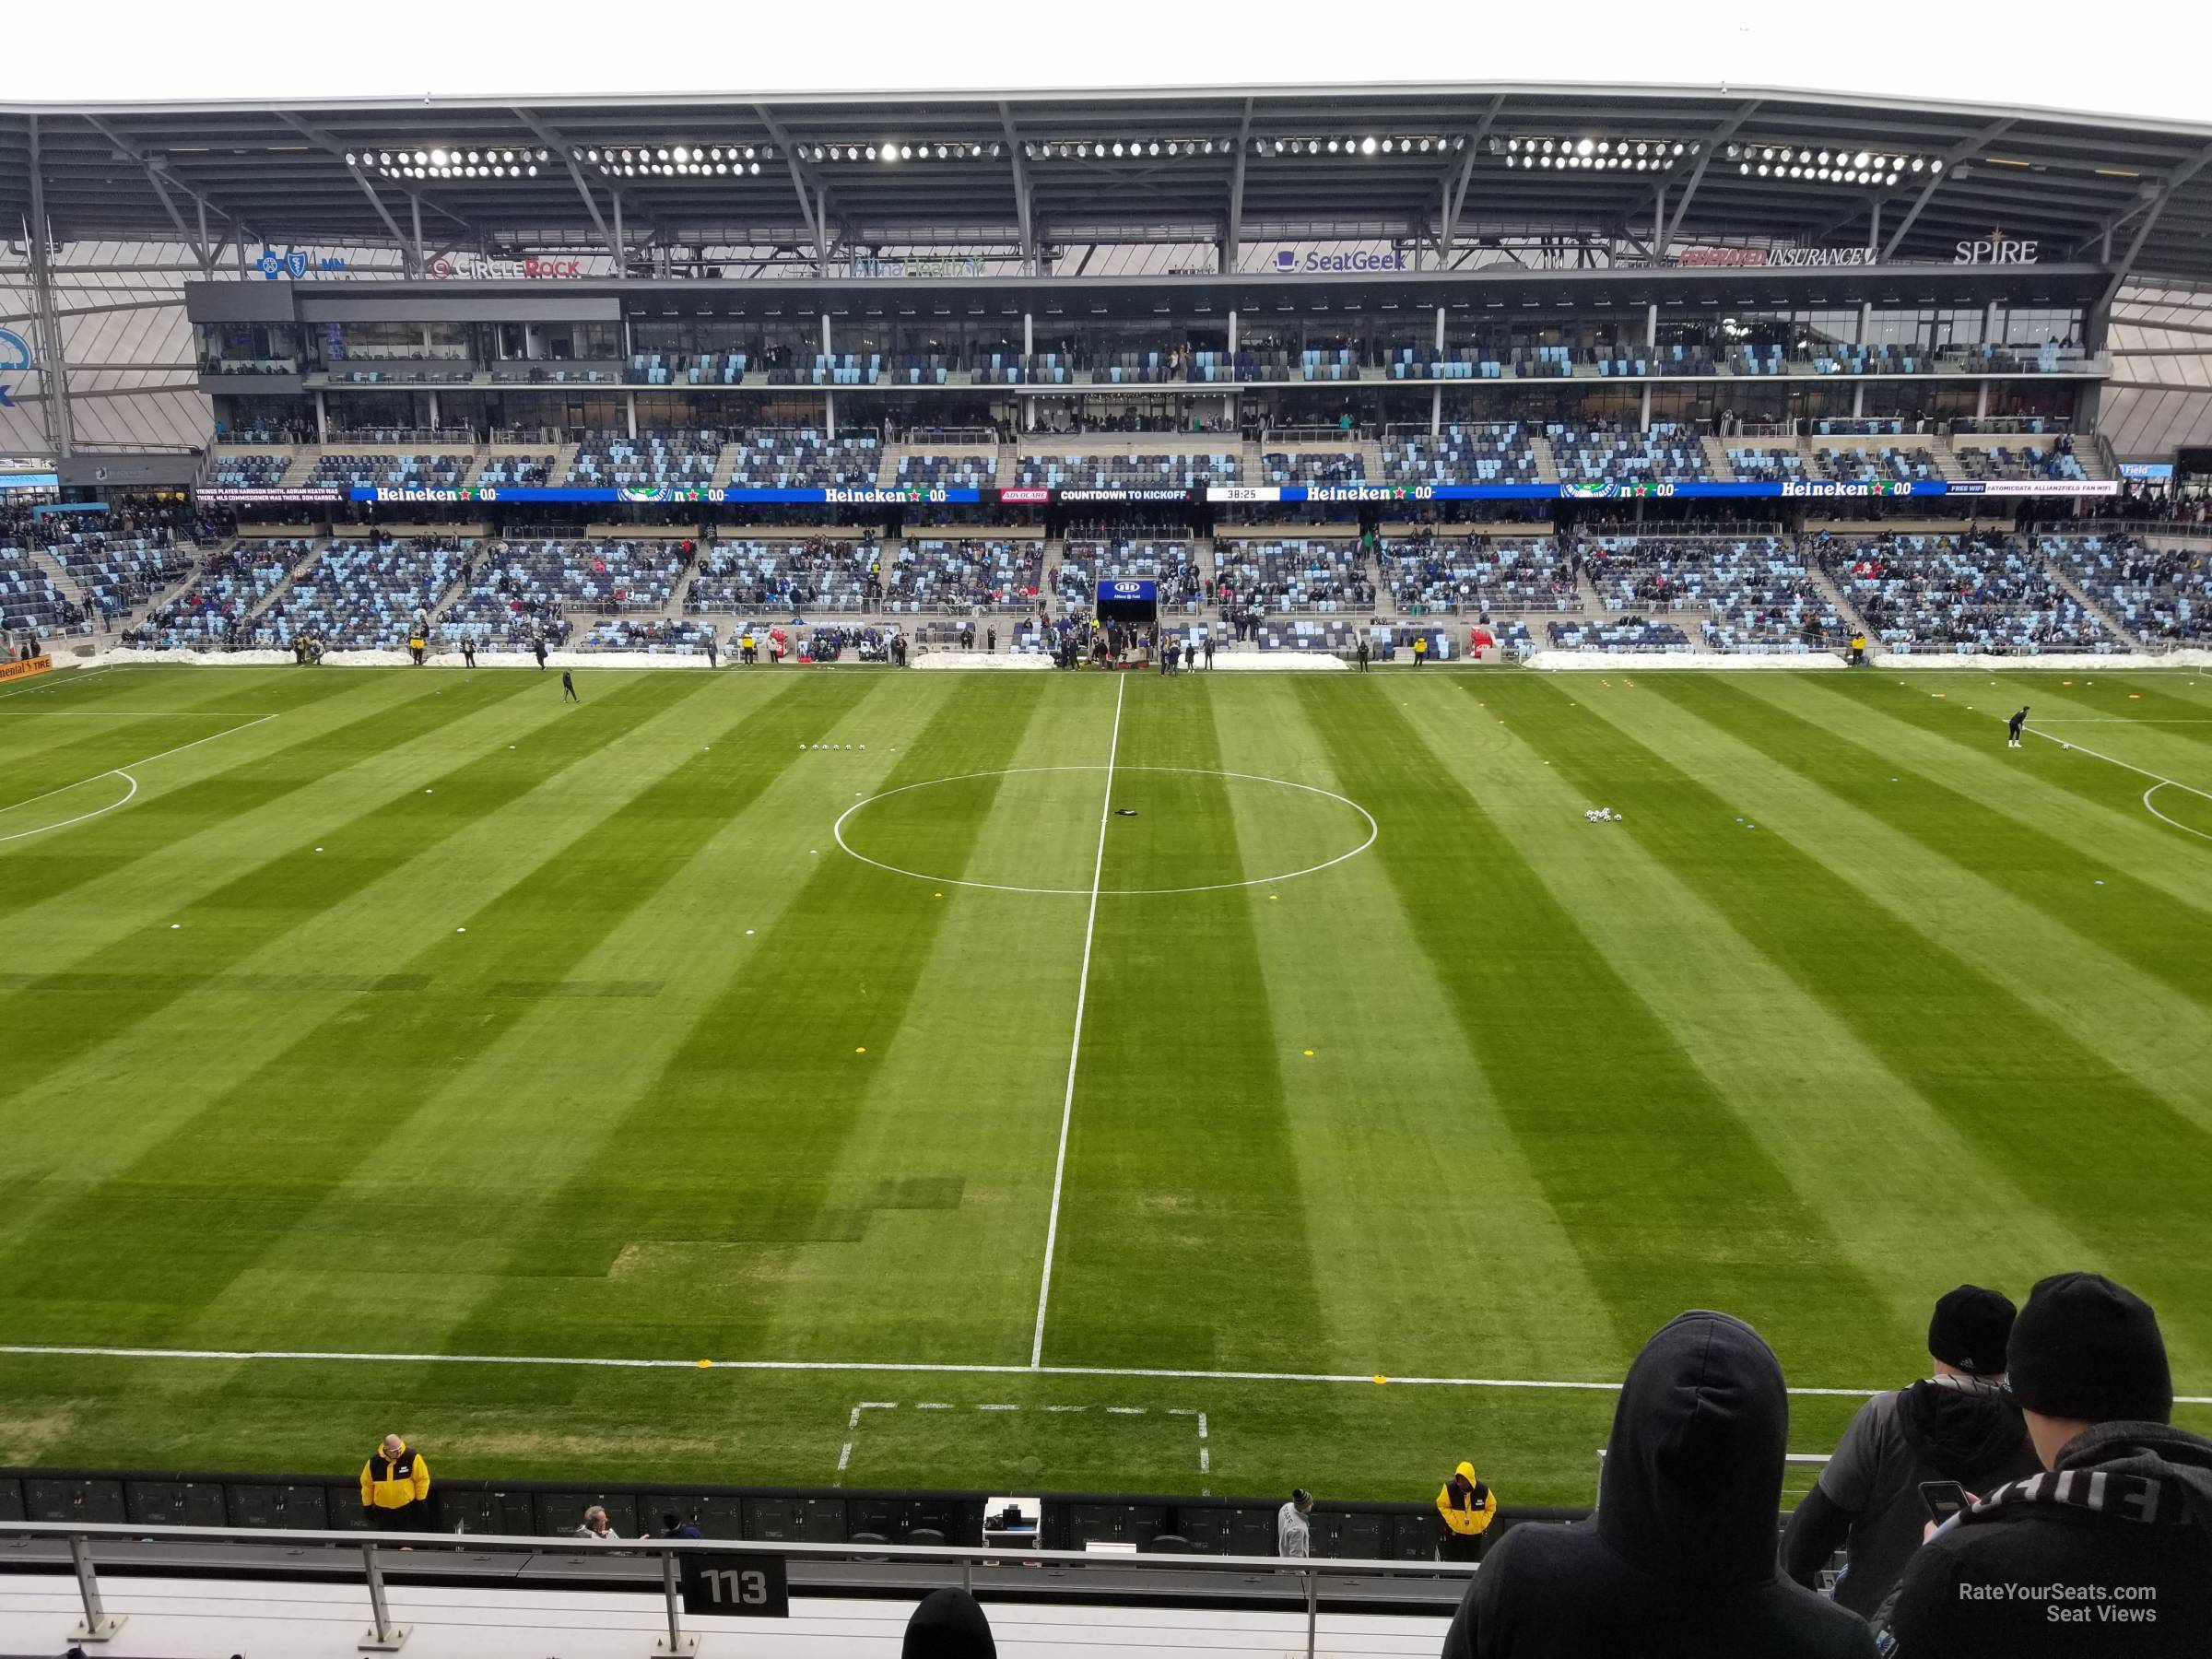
left=1808, top=563, right=1869, bottom=636
left=241, top=539, right=331, bottom=626
left=2034, top=547, right=2140, bottom=647
left=1531, top=435, right=1561, bottom=484
left=279, top=447, right=323, bottom=486
left=1701, top=436, right=1740, bottom=481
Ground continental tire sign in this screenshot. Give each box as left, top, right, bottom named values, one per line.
left=0, top=653, right=54, bottom=684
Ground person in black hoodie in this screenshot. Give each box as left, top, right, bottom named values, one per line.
left=1442, top=1311, right=1874, bottom=1659
left=1874, top=1273, right=2212, bottom=1657
left=1783, top=1285, right=2040, bottom=1618
left=902, top=1587, right=995, bottom=1657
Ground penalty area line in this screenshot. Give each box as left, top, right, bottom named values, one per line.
left=7, top=1343, right=2205, bottom=1405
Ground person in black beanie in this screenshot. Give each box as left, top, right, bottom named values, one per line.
left=1783, top=1285, right=2040, bottom=1618
left=903, top=1586, right=995, bottom=1658
left=1875, top=1272, right=2212, bottom=1656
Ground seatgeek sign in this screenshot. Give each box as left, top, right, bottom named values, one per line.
left=1270, top=247, right=1412, bottom=274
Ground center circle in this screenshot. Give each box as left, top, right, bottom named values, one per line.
left=833, top=766, right=1378, bottom=896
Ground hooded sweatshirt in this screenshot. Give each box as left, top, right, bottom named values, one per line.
left=1875, top=1419, right=2212, bottom=1657
left=902, top=1587, right=996, bottom=1659
left=1782, top=1376, right=2041, bottom=1618
left=1442, top=1312, right=1874, bottom=1659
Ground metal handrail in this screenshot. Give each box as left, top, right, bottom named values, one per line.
left=0, top=1518, right=1480, bottom=1658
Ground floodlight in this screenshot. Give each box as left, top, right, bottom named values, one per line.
left=1360, top=135, right=1377, bottom=154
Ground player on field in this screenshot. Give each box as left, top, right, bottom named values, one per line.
left=562, top=668, right=580, bottom=703
left=2007, top=706, right=2030, bottom=748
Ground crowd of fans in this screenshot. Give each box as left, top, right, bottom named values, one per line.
left=1830, top=531, right=2119, bottom=654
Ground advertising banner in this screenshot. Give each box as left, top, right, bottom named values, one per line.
left=0, top=653, right=54, bottom=685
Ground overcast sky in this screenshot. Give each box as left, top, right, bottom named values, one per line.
left=14, top=0, right=2206, bottom=126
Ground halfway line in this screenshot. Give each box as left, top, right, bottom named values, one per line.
left=4, top=1342, right=2206, bottom=1406
left=1030, top=672, right=1126, bottom=1369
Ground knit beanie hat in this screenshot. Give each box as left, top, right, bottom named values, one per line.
left=1927, top=1284, right=2018, bottom=1375
left=2006, top=1272, right=2172, bottom=1425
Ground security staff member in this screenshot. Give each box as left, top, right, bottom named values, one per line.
left=1436, top=1460, right=1498, bottom=1562
left=360, top=1434, right=431, bottom=1531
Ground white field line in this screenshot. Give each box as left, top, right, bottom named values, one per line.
left=0, top=710, right=251, bottom=717
left=2009, top=716, right=2212, bottom=843
left=0, top=665, right=126, bottom=700
left=0, top=774, right=137, bottom=846
left=841, top=1398, right=1214, bottom=1478
left=14, top=1342, right=2202, bottom=1404
left=1029, top=672, right=1125, bottom=1369
left=0, top=713, right=276, bottom=819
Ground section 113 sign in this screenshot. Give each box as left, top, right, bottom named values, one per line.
left=678, top=1551, right=790, bottom=1618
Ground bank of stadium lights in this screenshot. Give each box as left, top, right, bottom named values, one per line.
left=794, top=142, right=1004, bottom=162
left=1500, top=137, right=1699, bottom=171
left=569, top=147, right=773, bottom=178
left=1250, top=135, right=1462, bottom=158
left=348, top=147, right=547, bottom=180
left=1722, top=143, right=1938, bottom=188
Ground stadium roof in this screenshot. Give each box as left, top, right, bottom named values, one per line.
left=8, top=83, right=2212, bottom=286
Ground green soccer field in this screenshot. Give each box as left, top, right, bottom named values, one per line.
left=2, top=659, right=2208, bottom=1511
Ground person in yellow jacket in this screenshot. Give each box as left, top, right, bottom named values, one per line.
left=360, top=1433, right=431, bottom=1532
left=1436, top=1459, right=1498, bottom=1562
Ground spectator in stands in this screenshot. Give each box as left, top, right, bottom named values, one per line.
left=661, top=1512, right=704, bottom=1539
left=1874, top=1273, right=2212, bottom=1656
left=1277, top=1488, right=1315, bottom=1558
left=1437, top=1461, right=1500, bottom=1562
left=359, top=1433, right=431, bottom=1533
left=1781, top=1286, right=2037, bottom=1618
left=904, top=1587, right=996, bottom=1657
left=573, top=1504, right=624, bottom=1541
left=1441, top=1312, right=1873, bottom=1658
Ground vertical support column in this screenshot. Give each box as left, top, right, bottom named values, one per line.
left=429, top=389, right=441, bottom=433
left=1852, top=381, right=1865, bottom=418
left=825, top=390, right=837, bottom=440
left=359, top=1543, right=409, bottom=1651
left=1434, top=305, right=1446, bottom=349
left=1646, top=300, right=1658, bottom=352
left=1653, top=185, right=1666, bottom=261
left=1640, top=382, right=1653, bottom=431
left=1975, top=379, right=1990, bottom=420
left=654, top=1553, right=699, bottom=1656
left=1867, top=199, right=1882, bottom=260
left=626, top=392, right=638, bottom=440
left=25, top=114, right=76, bottom=459
left=1228, top=308, right=1238, bottom=356
left=1857, top=300, right=1872, bottom=347
left=612, top=191, right=625, bottom=276
left=1022, top=311, right=1034, bottom=357
left=67, top=1536, right=125, bottom=1643
left=1430, top=383, right=1442, bottom=438
left=314, top=389, right=328, bottom=443
left=1305, top=1568, right=1320, bottom=1659
left=820, top=312, right=832, bottom=355
left=1983, top=298, right=2000, bottom=348
left=408, top=194, right=426, bottom=276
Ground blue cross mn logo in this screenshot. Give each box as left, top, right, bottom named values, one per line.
left=0, top=326, right=32, bottom=407
left=256, top=250, right=312, bottom=280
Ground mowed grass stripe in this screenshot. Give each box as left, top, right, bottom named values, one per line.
left=0, top=672, right=536, bottom=925
left=1821, top=673, right=2212, bottom=853
left=171, top=676, right=870, bottom=1349
left=182, top=677, right=902, bottom=1360
left=750, top=677, right=1111, bottom=1364
left=0, top=667, right=361, bottom=782
left=0, top=671, right=667, bottom=1105
left=446, top=676, right=1044, bottom=1362
left=1041, top=677, right=1325, bottom=1374
left=1653, top=675, right=2212, bottom=1006
left=1578, top=679, right=2212, bottom=1133
left=0, top=671, right=753, bottom=1344
left=1300, top=677, right=1893, bottom=1351
left=1487, top=676, right=2212, bottom=1329
left=1217, top=679, right=1622, bottom=1379
left=1400, top=681, right=2121, bottom=1378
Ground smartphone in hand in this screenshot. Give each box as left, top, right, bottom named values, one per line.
left=1919, top=1480, right=1971, bottom=1524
